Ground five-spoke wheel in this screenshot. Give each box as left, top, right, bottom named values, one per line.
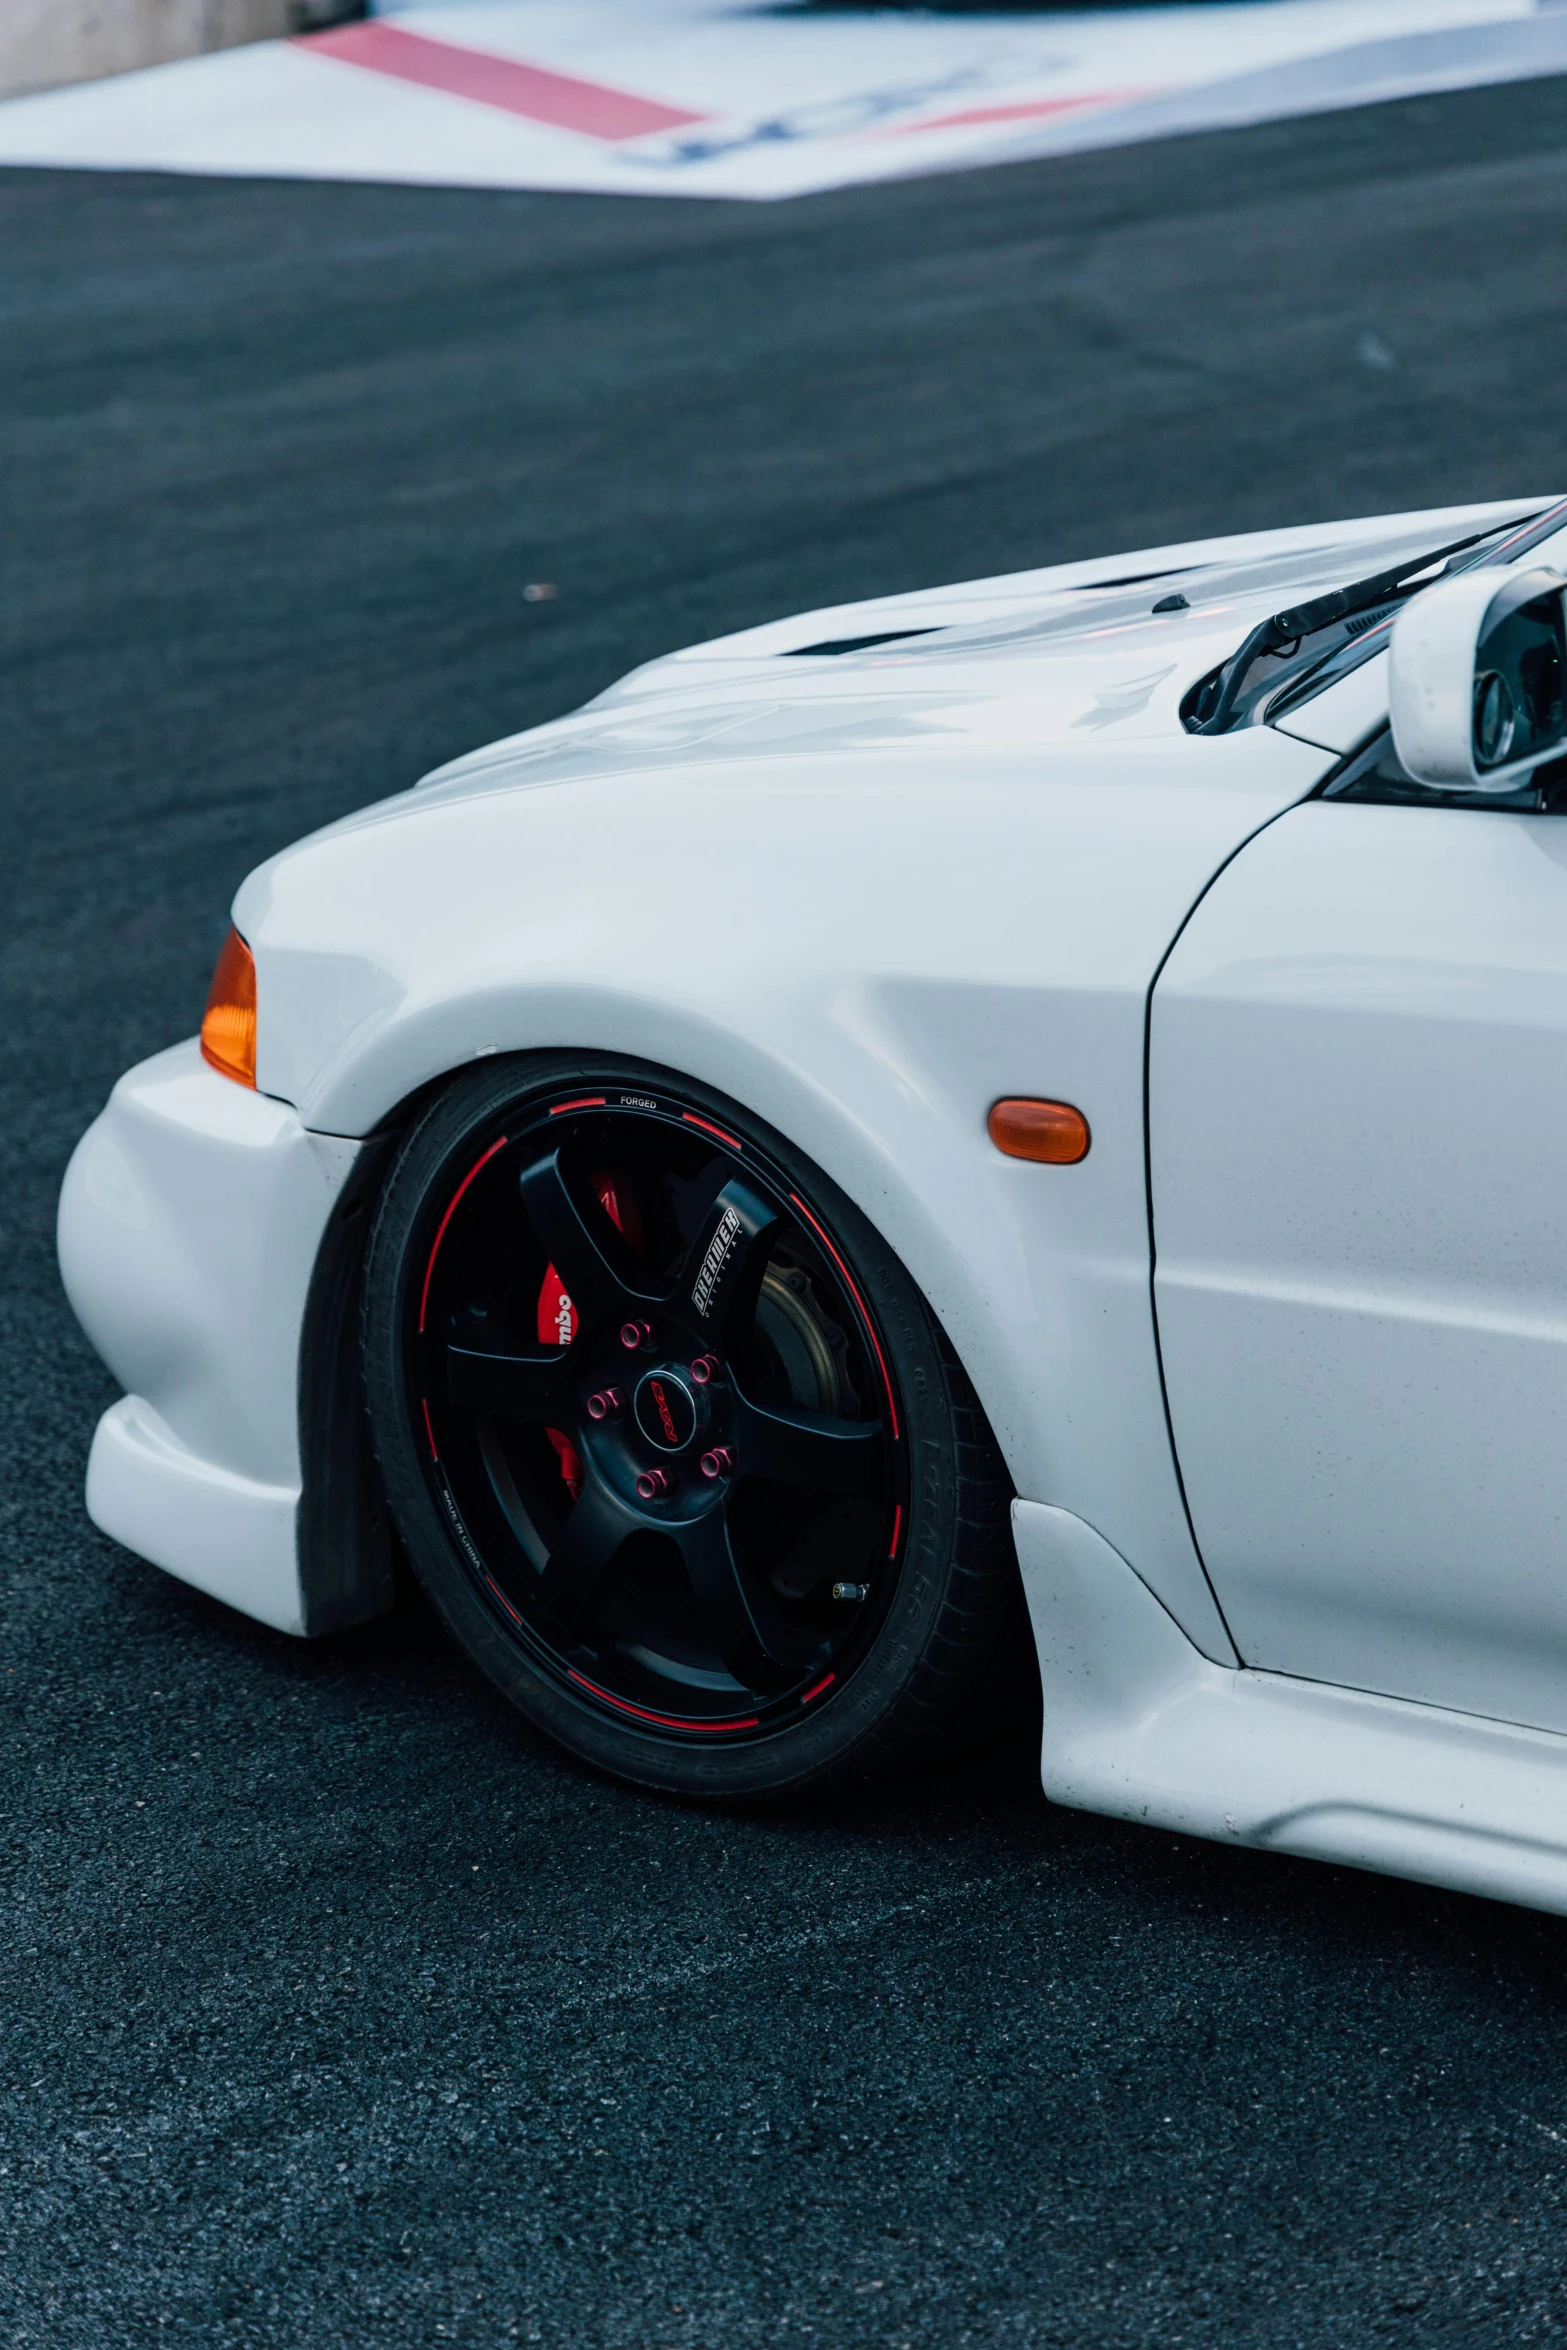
left=362, top=1058, right=1020, bottom=1800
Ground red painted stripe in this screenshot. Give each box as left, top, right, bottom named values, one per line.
left=888, top=1502, right=902, bottom=1559
left=567, top=1669, right=758, bottom=1733
left=787, top=1192, right=900, bottom=1441
left=682, top=1113, right=742, bottom=1151
left=893, top=88, right=1149, bottom=136
left=422, top=1398, right=439, bottom=1462
left=801, top=1672, right=836, bottom=1706
left=418, top=1132, right=508, bottom=1332
left=300, top=22, right=706, bottom=142
left=550, top=1096, right=606, bottom=1116
left=485, top=1572, right=523, bottom=1626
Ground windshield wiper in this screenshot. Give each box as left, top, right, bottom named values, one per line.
left=1187, top=499, right=1567, bottom=735
left=1188, top=527, right=1500, bottom=736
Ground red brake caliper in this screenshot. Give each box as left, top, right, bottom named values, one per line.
left=536, top=1172, right=640, bottom=1498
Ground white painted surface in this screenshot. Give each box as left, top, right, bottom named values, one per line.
left=58, top=498, right=1529, bottom=1670
left=238, top=734, right=1321, bottom=1666
left=87, top=1395, right=306, bottom=1634
left=1018, top=1499, right=1567, bottom=1919
left=211, top=517, right=1523, bottom=1666
left=58, top=1039, right=360, bottom=1629
left=1270, top=648, right=1392, bottom=756
left=0, top=0, right=1559, bottom=199
left=1152, top=798, right=1567, bottom=1733
left=64, top=492, right=1567, bottom=1914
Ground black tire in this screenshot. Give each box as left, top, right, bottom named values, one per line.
left=360, top=1053, right=1020, bottom=1803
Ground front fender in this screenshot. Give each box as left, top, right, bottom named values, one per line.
left=234, top=730, right=1327, bottom=1658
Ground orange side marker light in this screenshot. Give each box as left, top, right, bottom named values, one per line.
left=988, top=1097, right=1090, bottom=1165
left=200, top=926, right=257, bottom=1088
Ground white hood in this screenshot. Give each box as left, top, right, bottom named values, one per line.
left=414, top=497, right=1545, bottom=800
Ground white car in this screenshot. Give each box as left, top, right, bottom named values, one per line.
left=59, top=493, right=1567, bottom=1915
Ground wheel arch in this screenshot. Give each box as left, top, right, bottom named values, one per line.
left=308, top=1004, right=1041, bottom=1477
left=286, top=989, right=1228, bottom=1656
left=242, top=746, right=1274, bottom=1664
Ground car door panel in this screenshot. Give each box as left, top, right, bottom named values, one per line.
left=1151, top=800, right=1567, bottom=1733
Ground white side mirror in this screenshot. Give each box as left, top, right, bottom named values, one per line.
left=1388, top=567, right=1567, bottom=790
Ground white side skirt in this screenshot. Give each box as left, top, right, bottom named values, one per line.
left=1016, top=1498, right=1567, bottom=1916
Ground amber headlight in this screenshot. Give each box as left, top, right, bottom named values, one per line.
left=200, top=926, right=257, bottom=1088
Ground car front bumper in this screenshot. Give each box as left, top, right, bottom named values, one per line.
left=58, top=1040, right=363, bottom=1634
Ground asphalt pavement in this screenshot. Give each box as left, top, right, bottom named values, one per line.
left=8, top=76, right=1567, bottom=2347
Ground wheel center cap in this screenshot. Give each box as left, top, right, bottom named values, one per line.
left=633, top=1369, right=698, bottom=1454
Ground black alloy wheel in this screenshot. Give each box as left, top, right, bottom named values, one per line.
left=361, top=1057, right=1022, bottom=1802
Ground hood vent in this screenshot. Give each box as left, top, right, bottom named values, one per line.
left=784, top=626, right=941, bottom=657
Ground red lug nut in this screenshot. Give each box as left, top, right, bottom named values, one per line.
left=585, top=1387, right=625, bottom=1421
left=635, top=1468, right=672, bottom=1501
left=620, top=1319, right=654, bottom=1351
left=700, top=1446, right=735, bottom=1481
left=689, top=1354, right=722, bottom=1386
